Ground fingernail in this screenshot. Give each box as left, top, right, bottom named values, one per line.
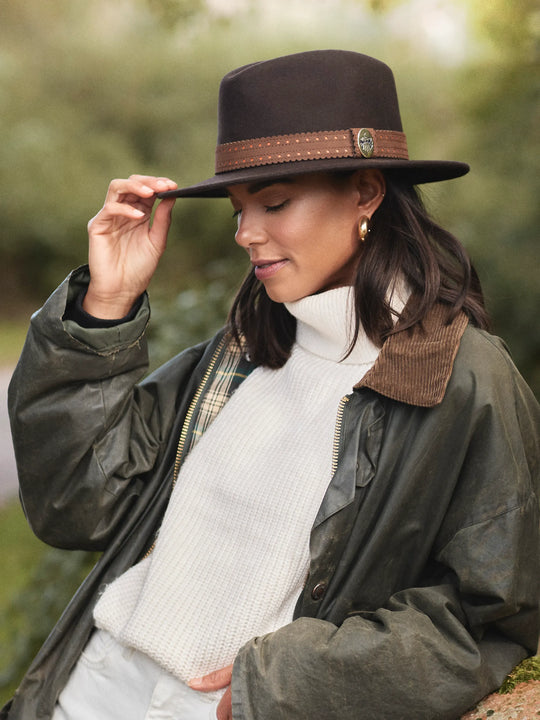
left=133, top=209, right=145, bottom=217
left=188, top=678, right=203, bottom=689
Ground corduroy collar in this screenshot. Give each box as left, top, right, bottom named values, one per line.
left=355, top=304, right=469, bottom=407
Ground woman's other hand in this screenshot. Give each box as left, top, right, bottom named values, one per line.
left=84, top=175, right=177, bottom=319
left=189, top=664, right=233, bottom=720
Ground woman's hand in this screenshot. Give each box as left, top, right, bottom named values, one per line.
left=84, top=174, right=178, bottom=319
left=189, top=664, right=234, bottom=720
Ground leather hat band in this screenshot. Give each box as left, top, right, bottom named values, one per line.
left=215, top=127, right=409, bottom=173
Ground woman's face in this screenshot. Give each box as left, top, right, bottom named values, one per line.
left=227, top=172, right=378, bottom=303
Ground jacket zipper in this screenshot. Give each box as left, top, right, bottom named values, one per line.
left=170, top=335, right=227, bottom=488
left=331, top=395, right=350, bottom=476
left=143, top=336, right=227, bottom=559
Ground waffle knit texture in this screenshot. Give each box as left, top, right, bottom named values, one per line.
left=93, top=286, right=385, bottom=682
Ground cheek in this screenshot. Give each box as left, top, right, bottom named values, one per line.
left=319, top=218, right=359, bottom=263
left=322, top=232, right=360, bottom=284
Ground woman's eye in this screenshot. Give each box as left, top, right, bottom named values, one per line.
left=265, top=200, right=288, bottom=213
left=232, top=209, right=241, bottom=218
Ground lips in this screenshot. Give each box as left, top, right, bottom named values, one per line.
left=253, top=259, right=289, bottom=280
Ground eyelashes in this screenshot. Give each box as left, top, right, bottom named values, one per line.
left=232, top=200, right=289, bottom=219
left=265, top=200, right=289, bottom=213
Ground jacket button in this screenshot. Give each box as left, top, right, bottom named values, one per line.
left=311, top=581, right=327, bottom=600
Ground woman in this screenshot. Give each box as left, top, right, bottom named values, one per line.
left=5, top=50, right=539, bottom=720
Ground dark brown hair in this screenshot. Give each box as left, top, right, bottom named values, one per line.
left=228, top=176, right=489, bottom=369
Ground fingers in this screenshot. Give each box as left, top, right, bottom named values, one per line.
left=216, top=687, right=233, bottom=720
left=105, top=175, right=178, bottom=203
left=189, top=664, right=233, bottom=692
left=87, top=201, right=144, bottom=228
left=88, top=175, right=177, bottom=234
left=189, top=666, right=233, bottom=720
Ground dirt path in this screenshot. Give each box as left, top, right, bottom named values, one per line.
left=0, top=366, right=18, bottom=505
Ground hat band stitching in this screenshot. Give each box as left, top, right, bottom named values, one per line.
left=215, top=128, right=409, bottom=173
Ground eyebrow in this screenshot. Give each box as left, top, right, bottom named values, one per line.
left=247, top=178, right=296, bottom=195
left=226, top=178, right=296, bottom=201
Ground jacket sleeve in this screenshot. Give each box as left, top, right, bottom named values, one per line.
left=8, top=266, right=203, bottom=551
left=231, top=332, right=540, bottom=720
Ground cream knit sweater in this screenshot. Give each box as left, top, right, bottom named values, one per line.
left=93, top=286, right=381, bottom=682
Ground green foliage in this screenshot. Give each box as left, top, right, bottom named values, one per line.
left=0, top=500, right=96, bottom=705
left=441, top=0, right=540, bottom=394
left=0, top=322, right=28, bottom=366
left=0, top=548, right=97, bottom=702
left=145, top=0, right=206, bottom=26
left=1, top=0, right=250, bottom=302
left=147, top=256, right=247, bottom=369
left=0, top=502, right=47, bottom=611
left=499, top=656, right=540, bottom=693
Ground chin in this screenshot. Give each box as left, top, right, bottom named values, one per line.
left=264, top=287, right=308, bottom=304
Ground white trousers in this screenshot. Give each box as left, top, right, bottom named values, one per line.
left=52, top=629, right=221, bottom=720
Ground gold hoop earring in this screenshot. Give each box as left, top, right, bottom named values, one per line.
left=358, top=216, right=370, bottom=243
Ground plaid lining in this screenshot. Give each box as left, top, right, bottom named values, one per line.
left=142, top=336, right=253, bottom=559
left=185, top=336, right=253, bottom=456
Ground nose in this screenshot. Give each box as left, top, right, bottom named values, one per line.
left=234, top=211, right=266, bottom=250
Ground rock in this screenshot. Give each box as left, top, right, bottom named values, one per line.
left=460, top=681, right=540, bottom=720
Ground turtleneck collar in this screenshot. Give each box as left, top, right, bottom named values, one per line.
left=285, top=286, right=379, bottom=365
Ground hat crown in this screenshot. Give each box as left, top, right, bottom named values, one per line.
left=158, top=49, right=469, bottom=198
left=217, top=50, right=404, bottom=145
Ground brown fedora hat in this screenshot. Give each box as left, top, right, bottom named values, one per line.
left=159, top=50, right=469, bottom=199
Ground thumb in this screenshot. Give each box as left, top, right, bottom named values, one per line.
left=189, top=664, right=233, bottom=692
left=150, top=196, right=176, bottom=250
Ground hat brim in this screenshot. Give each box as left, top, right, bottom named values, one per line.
left=158, top=157, right=469, bottom=199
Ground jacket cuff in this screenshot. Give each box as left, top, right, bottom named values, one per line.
left=65, top=285, right=144, bottom=329
left=61, top=266, right=150, bottom=352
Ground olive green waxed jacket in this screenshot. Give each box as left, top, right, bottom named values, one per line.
left=4, top=267, right=540, bottom=720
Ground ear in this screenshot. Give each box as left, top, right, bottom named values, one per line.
left=352, top=169, right=386, bottom=217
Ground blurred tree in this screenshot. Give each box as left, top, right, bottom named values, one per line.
left=145, top=0, right=205, bottom=26
left=0, top=549, right=97, bottom=701
left=444, top=0, right=540, bottom=394
left=0, top=0, right=240, bottom=308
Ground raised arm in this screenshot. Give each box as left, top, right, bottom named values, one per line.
left=8, top=176, right=188, bottom=551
